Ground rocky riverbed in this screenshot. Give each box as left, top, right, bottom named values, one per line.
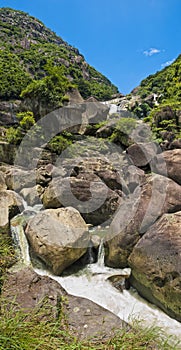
left=0, top=101, right=181, bottom=341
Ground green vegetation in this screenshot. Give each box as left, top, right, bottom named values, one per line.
left=131, top=101, right=152, bottom=119
left=75, top=66, right=118, bottom=100
left=110, top=117, right=137, bottom=146
left=0, top=8, right=118, bottom=120
left=20, top=62, right=74, bottom=118
left=0, top=299, right=179, bottom=349
left=6, top=111, right=36, bottom=145
left=0, top=50, right=32, bottom=100
left=137, top=54, right=181, bottom=101
left=130, top=55, right=181, bottom=142
left=144, top=103, right=181, bottom=142
left=0, top=233, right=16, bottom=292
left=47, top=134, right=73, bottom=155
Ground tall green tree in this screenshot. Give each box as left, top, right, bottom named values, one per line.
left=20, top=63, right=74, bottom=119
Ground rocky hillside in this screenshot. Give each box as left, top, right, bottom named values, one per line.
left=107, top=56, right=181, bottom=146
left=0, top=7, right=118, bottom=122
left=131, top=57, right=181, bottom=146
left=133, top=54, right=181, bottom=102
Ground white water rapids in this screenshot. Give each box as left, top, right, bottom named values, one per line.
left=11, top=210, right=181, bottom=346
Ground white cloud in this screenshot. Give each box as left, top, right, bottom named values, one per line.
left=161, top=58, right=175, bottom=68
left=143, top=48, right=161, bottom=56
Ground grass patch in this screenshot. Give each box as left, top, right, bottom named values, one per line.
left=0, top=233, right=16, bottom=291
left=0, top=299, right=179, bottom=350
left=0, top=234, right=180, bottom=349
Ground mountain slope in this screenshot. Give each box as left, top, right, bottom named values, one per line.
left=0, top=7, right=118, bottom=121
left=134, top=54, right=181, bottom=103
left=126, top=56, right=181, bottom=143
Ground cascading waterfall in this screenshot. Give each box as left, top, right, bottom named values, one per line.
left=97, top=238, right=105, bottom=267
left=11, top=217, right=31, bottom=267
left=10, top=205, right=181, bottom=344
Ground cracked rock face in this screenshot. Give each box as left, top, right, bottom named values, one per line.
left=25, top=207, right=90, bottom=275
left=128, top=211, right=181, bottom=322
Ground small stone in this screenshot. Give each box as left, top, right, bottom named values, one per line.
left=73, top=307, right=80, bottom=313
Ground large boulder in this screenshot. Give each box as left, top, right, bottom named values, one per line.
left=45, top=102, right=109, bottom=136
left=151, top=149, right=181, bottom=185
left=0, top=190, right=24, bottom=233
left=20, top=185, right=43, bottom=206
left=104, top=174, right=181, bottom=268
left=25, top=207, right=90, bottom=275
left=73, top=157, right=128, bottom=193
left=42, top=175, right=123, bottom=226
left=2, top=267, right=66, bottom=317
left=122, top=165, right=146, bottom=192
left=0, top=142, right=16, bottom=164
left=5, top=167, right=36, bottom=191
left=43, top=156, right=127, bottom=226
left=4, top=164, right=55, bottom=193
left=126, top=142, right=160, bottom=168
left=128, top=212, right=181, bottom=322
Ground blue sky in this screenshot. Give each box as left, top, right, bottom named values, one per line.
left=0, top=0, right=181, bottom=94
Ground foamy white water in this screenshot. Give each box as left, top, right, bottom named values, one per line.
left=11, top=209, right=181, bottom=346
left=35, top=264, right=181, bottom=343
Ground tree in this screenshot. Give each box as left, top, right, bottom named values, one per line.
left=20, top=62, right=74, bottom=119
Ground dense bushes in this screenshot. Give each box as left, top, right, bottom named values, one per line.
left=144, top=103, right=181, bottom=142
left=6, top=111, right=35, bottom=145
left=0, top=51, right=32, bottom=100
left=46, top=134, right=73, bottom=154
left=110, top=117, right=137, bottom=146
left=0, top=8, right=118, bottom=110
left=20, top=63, right=73, bottom=118
left=137, top=54, right=181, bottom=101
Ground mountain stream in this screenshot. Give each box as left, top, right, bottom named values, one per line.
left=10, top=207, right=181, bottom=344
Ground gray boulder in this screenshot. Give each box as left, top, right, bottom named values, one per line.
left=126, top=142, right=160, bottom=168
left=25, top=207, right=89, bottom=275
left=0, top=190, right=24, bottom=233
left=42, top=175, right=124, bottom=226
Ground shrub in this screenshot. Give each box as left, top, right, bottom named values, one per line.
left=110, top=117, right=137, bottom=146
left=0, top=234, right=16, bottom=292
left=6, top=111, right=36, bottom=145
left=47, top=135, right=72, bottom=155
